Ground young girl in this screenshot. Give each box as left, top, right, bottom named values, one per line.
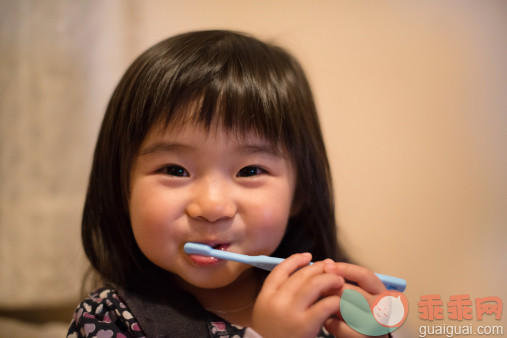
left=68, top=30, right=388, bottom=338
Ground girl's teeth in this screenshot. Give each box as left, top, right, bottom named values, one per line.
left=212, top=244, right=228, bottom=250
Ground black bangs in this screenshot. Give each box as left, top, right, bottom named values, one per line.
left=130, top=30, right=302, bottom=151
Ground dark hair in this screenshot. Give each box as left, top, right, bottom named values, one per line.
left=82, top=30, right=348, bottom=292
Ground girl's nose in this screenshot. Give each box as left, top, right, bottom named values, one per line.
left=186, top=177, right=237, bottom=223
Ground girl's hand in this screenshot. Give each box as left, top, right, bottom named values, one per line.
left=323, top=262, right=389, bottom=338
left=251, top=253, right=345, bottom=338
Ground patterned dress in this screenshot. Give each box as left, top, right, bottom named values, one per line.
left=67, top=287, right=334, bottom=337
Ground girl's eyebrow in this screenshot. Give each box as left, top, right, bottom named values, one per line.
left=138, top=141, right=285, bottom=158
left=237, top=144, right=286, bottom=158
left=138, top=142, right=193, bottom=156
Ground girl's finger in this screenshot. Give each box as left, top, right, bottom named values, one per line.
left=277, top=259, right=333, bottom=296
left=327, top=262, right=386, bottom=295
left=291, top=273, right=345, bottom=309
left=262, top=252, right=312, bottom=293
left=305, top=295, right=341, bottom=329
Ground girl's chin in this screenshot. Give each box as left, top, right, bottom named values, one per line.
left=178, top=266, right=256, bottom=290
left=180, top=276, right=241, bottom=291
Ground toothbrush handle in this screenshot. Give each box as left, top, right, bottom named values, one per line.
left=297, top=262, right=407, bottom=292
left=250, top=257, right=406, bottom=292
left=250, top=256, right=285, bottom=271
left=208, top=249, right=251, bottom=264
left=185, top=243, right=407, bottom=292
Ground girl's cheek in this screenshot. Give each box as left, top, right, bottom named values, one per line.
left=244, top=203, right=291, bottom=252
left=130, top=189, right=185, bottom=244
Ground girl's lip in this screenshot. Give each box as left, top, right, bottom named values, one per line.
left=193, top=241, right=231, bottom=250
left=186, top=242, right=231, bottom=266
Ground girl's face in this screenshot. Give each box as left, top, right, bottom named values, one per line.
left=129, top=121, right=297, bottom=289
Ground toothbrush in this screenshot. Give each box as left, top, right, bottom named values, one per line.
left=184, top=242, right=406, bottom=292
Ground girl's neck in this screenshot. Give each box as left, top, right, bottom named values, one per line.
left=178, top=269, right=263, bottom=327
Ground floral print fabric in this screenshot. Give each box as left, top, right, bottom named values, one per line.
left=68, top=287, right=334, bottom=337
left=67, top=288, right=146, bottom=337
left=67, top=287, right=249, bottom=338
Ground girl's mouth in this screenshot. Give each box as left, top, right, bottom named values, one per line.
left=187, top=242, right=230, bottom=266
left=209, top=243, right=229, bottom=250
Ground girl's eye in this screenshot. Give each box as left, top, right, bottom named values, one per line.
left=159, top=165, right=189, bottom=177
left=237, top=166, right=265, bottom=177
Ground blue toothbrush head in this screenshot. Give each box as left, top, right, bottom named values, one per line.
left=184, top=242, right=213, bottom=255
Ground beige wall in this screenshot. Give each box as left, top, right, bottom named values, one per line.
left=1, top=0, right=505, bottom=335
